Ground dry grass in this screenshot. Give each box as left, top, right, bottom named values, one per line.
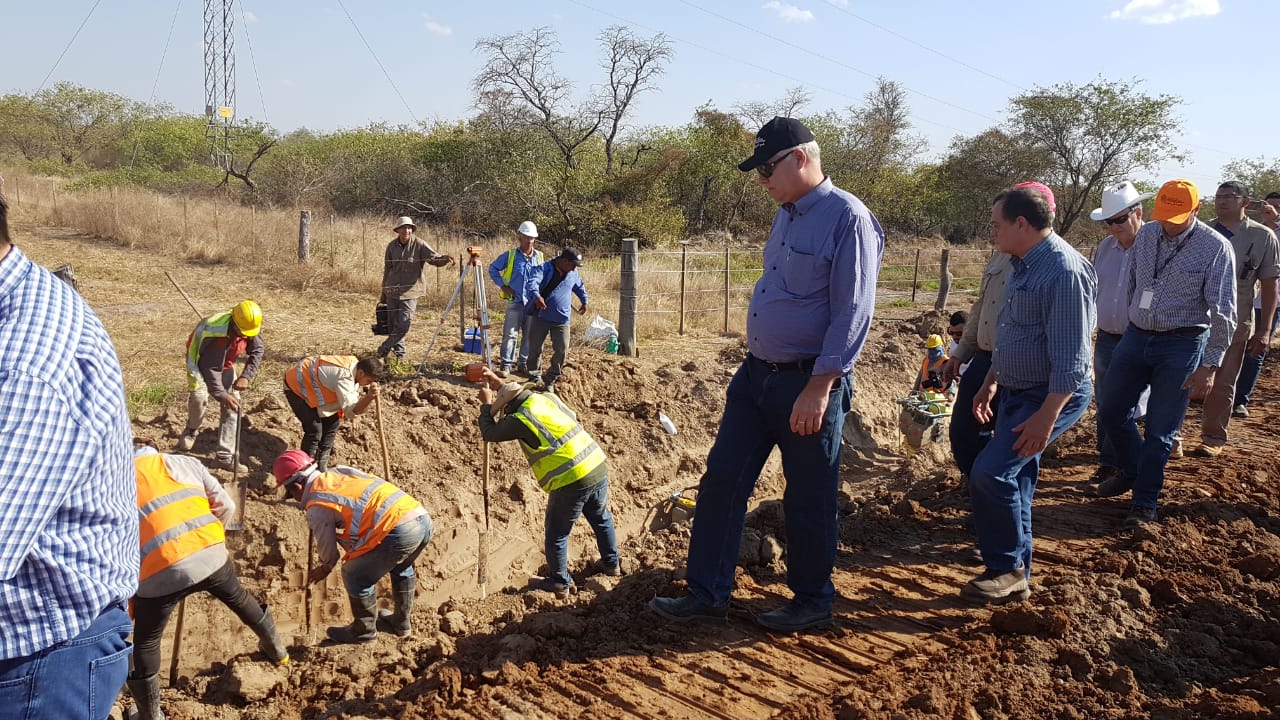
left=2, top=168, right=1005, bottom=348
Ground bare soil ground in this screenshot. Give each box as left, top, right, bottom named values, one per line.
left=14, top=217, right=1280, bottom=720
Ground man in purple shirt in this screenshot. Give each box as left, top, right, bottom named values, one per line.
left=649, top=117, right=884, bottom=632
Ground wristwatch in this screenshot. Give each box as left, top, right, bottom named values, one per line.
left=1203, top=363, right=1219, bottom=370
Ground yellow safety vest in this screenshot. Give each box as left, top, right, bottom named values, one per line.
left=135, top=454, right=226, bottom=583
left=510, top=393, right=607, bottom=492
left=499, top=248, right=544, bottom=299
left=185, top=311, right=232, bottom=391
left=285, top=355, right=358, bottom=409
left=304, top=468, right=421, bottom=560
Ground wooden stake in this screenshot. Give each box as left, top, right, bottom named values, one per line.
left=478, top=442, right=490, bottom=598
left=375, top=393, right=391, bottom=482
left=168, top=598, right=186, bottom=687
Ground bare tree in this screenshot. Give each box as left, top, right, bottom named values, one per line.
left=732, top=86, right=811, bottom=130
left=598, top=26, right=672, bottom=176
left=846, top=78, right=924, bottom=179
left=473, top=27, right=602, bottom=170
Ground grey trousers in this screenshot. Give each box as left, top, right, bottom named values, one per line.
left=526, top=316, right=570, bottom=384
left=187, top=367, right=240, bottom=462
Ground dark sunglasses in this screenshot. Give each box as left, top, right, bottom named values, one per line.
left=756, top=150, right=795, bottom=179
left=1103, top=208, right=1134, bottom=226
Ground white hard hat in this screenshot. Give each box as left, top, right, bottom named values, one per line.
left=517, top=220, right=538, bottom=238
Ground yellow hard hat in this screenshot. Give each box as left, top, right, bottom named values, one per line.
left=231, top=300, right=263, bottom=337
left=925, top=334, right=944, bottom=349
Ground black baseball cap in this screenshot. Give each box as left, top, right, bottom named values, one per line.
left=738, top=116, right=815, bottom=172
left=556, top=247, right=583, bottom=266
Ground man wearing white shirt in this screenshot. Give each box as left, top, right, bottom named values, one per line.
left=1089, top=182, right=1152, bottom=485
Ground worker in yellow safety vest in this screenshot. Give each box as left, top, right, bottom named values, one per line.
left=272, top=450, right=434, bottom=643
left=126, top=440, right=288, bottom=720
left=283, top=355, right=384, bottom=472
left=177, top=300, right=264, bottom=474
left=476, top=368, right=619, bottom=599
left=488, top=220, right=544, bottom=376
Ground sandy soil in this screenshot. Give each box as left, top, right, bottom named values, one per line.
left=13, top=218, right=1279, bottom=720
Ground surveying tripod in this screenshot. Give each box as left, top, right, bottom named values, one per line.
left=416, top=246, right=495, bottom=375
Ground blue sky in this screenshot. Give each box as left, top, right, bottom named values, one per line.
left=3, top=0, right=1276, bottom=193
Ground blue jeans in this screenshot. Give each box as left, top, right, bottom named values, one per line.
left=341, top=514, right=434, bottom=598
left=1235, top=308, right=1279, bottom=406
left=1093, top=331, right=1131, bottom=469
left=949, top=350, right=996, bottom=477
left=500, top=299, right=532, bottom=366
left=686, top=358, right=853, bottom=612
left=0, top=604, right=132, bottom=720
left=970, top=382, right=1090, bottom=577
left=1098, top=326, right=1206, bottom=511
left=545, top=476, right=619, bottom=587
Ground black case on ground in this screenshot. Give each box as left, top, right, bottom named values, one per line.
left=372, top=303, right=390, bottom=335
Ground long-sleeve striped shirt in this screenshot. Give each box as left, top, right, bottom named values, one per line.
left=1126, top=220, right=1236, bottom=366
left=991, top=233, right=1096, bottom=394
left=0, top=246, right=137, bottom=660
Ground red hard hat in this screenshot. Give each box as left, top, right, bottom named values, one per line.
left=272, top=449, right=315, bottom=486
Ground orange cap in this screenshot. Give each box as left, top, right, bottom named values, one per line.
left=1151, top=179, right=1200, bottom=224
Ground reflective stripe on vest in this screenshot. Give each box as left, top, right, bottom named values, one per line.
left=185, top=311, right=232, bottom=390
left=496, top=245, right=542, bottom=297
left=135, top=453, right=225, bottom=583
left=510, top=393, right=607, bottom=492
left=304, top=467, right=421, bottom=560
left=285, top=355, right=358, bottom=409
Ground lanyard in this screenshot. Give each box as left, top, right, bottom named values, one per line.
left=1154, top=228, right=1195, bottom=280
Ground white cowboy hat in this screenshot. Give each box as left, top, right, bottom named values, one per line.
left=1090, top=181, right=1154, bottom=221
left=393, top=216, right=416, bottom=231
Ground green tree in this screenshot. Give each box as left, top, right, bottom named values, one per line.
left=1007, top=78, right=1183, bottom=234
left=928, top=129, right=1054, bottom=243
left=1219, top=157, right=1280, bottom=197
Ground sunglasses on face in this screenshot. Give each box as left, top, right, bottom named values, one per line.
left=756, top=150, right=795, bottom=179
left=1103, top=208, right=1134, bottom=226
left=947, top=330, right=963, bottom=338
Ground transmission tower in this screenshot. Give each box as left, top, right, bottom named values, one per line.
left=203, top=0, right=236, bottom=171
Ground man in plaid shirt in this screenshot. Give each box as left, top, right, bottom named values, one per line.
left=0, top=187, right=137, bottom=719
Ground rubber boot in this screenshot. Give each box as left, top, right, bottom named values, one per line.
left=376, top=581, right=415, bottom=637
left=327, top=594, right=378, bottom=644
left=248, top=604, right=290, bottom=665
left=126, top=673, right=165, bottom=720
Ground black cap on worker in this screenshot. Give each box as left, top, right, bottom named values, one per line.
left=556, top=247, right=583, bottom=266
left=738, top=116, right=815, bottom=172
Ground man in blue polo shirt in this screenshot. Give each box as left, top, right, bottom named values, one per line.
left=649, top=116, right=884, bottom=632
left=524, top=247, right=588, bottom=395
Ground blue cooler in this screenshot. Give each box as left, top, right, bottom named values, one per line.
left=463, top=327, right=484, bottom=355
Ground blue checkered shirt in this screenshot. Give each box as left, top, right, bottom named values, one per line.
left=992, top=233, right=1097, bottom=394
left=0, top=246, right=137, bottom=660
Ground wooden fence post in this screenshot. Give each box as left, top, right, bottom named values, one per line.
left=678, top=243, right=688, bottom=335
left=935, top=248, right=952, bottom=311
left=618, top=238, right=638, bottom=356
left=182, top=198, right=188, bottom=242
left=213, top=199, right=220, bottom=244
left=361, top=222, right=367, bottom=276
left=298, top=210, right=311, bottom=262
left=329, top=214, right=336, bottom=268
left=911, top=248, right=921, bottom=303
left=111, top=187, right=120, bottom=240
left=723, top=242, right=731, bottom=333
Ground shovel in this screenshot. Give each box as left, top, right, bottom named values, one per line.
left=225, top=402, right=247, bottom=531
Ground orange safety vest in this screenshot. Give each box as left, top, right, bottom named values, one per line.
left=285, top=355, right=358, bottom=409
left=918, top=354, right=947, bottom=389
left=135, top=454, right=226, bottom=583
left=303, top=467, right=421, bottom=560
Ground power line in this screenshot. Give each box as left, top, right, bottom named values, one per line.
left=561, top=0, right=976, bottom=136
left=37, top=0, right=105, bottom=91
left=236, top=0, right=270, bottom=124
left=817, top=0, right=1027, bottom=92
left=674, top=0, right=1000, bottom=124
left=334, top=0, right=418, bottom=125
left=146, top=0, right=183, bottom=104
